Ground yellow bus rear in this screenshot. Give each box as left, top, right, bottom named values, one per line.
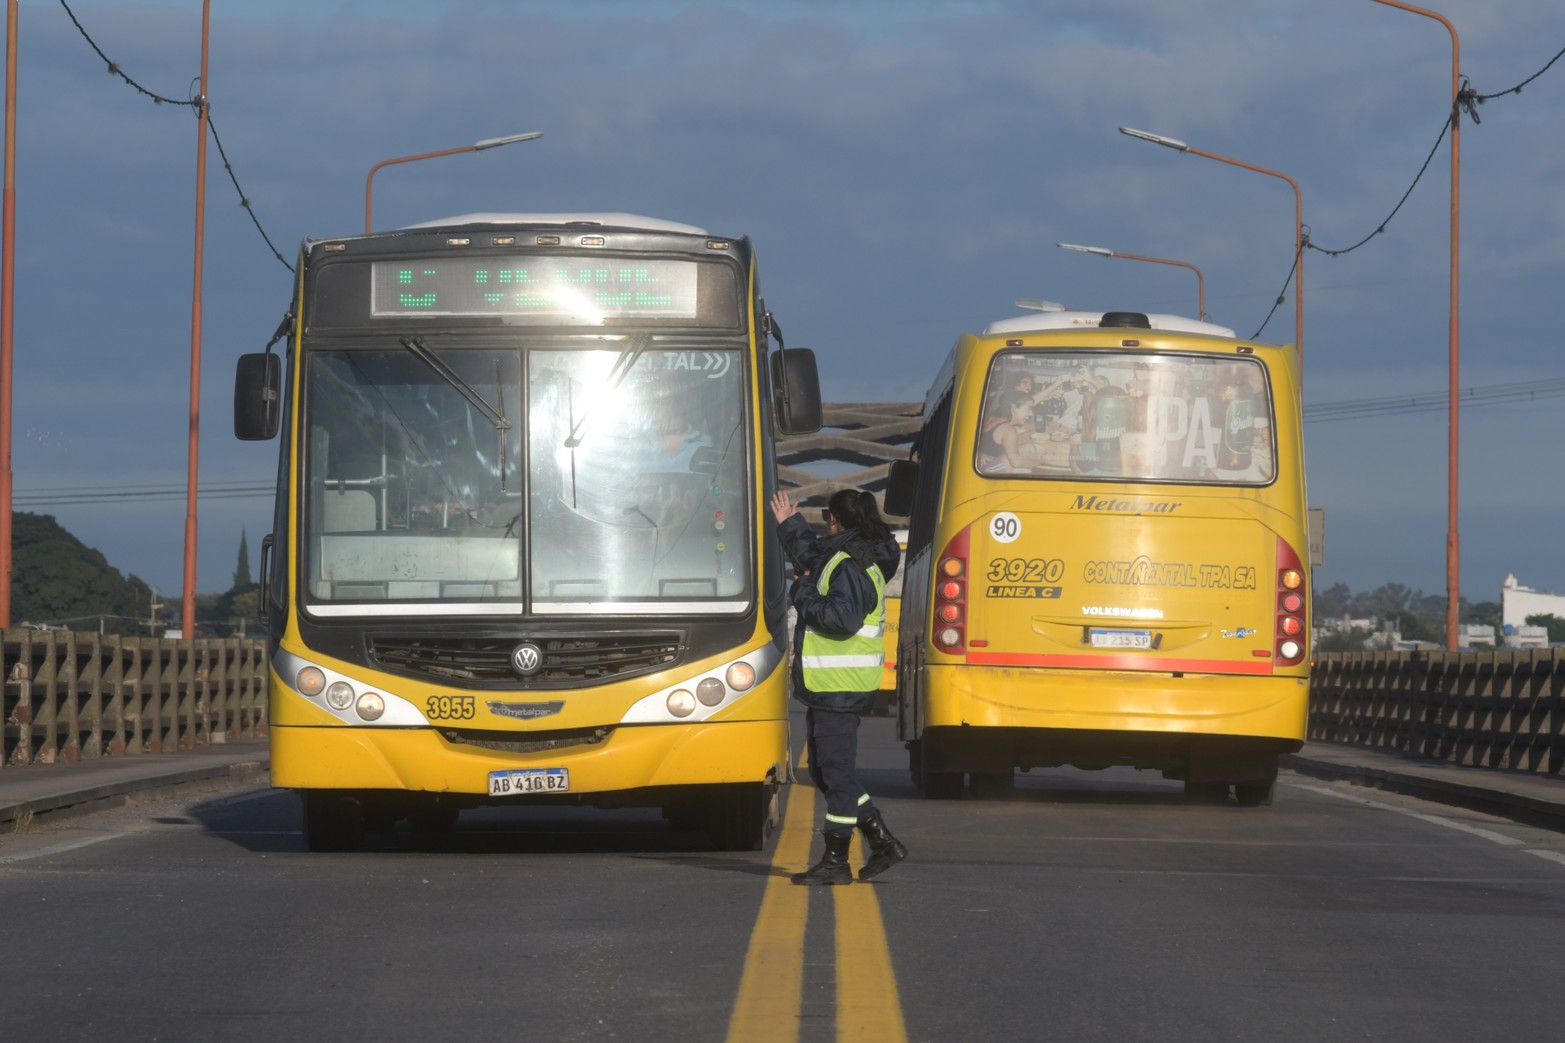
left=888, top=309, right=1308, bottom=805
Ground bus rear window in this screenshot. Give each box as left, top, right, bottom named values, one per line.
left=975, top=352, right=1274, bottom=485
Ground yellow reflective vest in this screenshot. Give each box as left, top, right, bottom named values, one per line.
left=800, top=550, right=886, bottom=692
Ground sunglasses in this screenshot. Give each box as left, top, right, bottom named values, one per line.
left=819, top=509, right=833, bottom=524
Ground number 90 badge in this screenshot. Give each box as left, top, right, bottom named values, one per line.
left=990, top=511, right=1021, bottom=544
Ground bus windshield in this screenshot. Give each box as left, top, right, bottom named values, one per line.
left=302, top=341, right=749, bottom=614
left=975, top=351, right=1275, bottom=484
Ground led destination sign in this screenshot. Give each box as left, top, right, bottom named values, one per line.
left=370, top=257, right=702, bottom=322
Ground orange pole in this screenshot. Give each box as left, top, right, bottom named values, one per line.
left=1181, top=147, right=1303, bottom=357
left=1374, top=0, right=1461, bottom=649
left=1107, top=251, right=1206, bottom=322
left=365, top=145, right=475, bottom=234
left=1119, top=128, right=1302, bottom=357
left=1, top=0, right=18, bottom=629
left=181, top=0, right=210, bottom=639
left=363, top=133, right=541, bottom=233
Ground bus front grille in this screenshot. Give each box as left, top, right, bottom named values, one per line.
left=368, top=631, right=685, bottom=687
left=438, top=726, right=612, bottom=754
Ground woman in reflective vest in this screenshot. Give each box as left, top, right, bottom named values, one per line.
left=771, top=487, right=908, bottom=885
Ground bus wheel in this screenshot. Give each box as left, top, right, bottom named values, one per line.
left=1233, top=780, right=1276, bottom=807
left=1183, top=781, right=1231, bottom=804
left=969, top=771, right=1015, bottom=801
left=302, top=791, right=365, bottom=853
left=706, top=783, right=767, bottom=852
left=916, top=741, right=965, bottom=800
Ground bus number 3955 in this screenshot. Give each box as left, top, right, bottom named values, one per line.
left=426, top=695, right=476, bottom=720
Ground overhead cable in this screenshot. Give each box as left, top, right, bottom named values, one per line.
left=57, top=0, right=294, bottom=273
left=1304, top=376, right=1565, bottom=424
left=1309, top=42, right=1564, bottom=260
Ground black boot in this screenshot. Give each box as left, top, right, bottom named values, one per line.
left=856, top=807, right=908, bottom=880
left=791, top=830, right=853, bottom=886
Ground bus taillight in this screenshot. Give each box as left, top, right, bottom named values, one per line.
left=1275, top=540, right=1307, bottom=665
left=933, top=528, right=970, bottom=653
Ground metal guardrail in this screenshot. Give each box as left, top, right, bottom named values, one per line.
left=777, top=402, right=921, bottom=518
left=2, top=630, right=267, bottom=768
left=1310, top=649, right=1565, bottom=778
left=5, top=630, right=1563, bottom=782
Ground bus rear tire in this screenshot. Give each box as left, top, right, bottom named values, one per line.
left=302, top=791, right=366, bottom=852
left=914, top=739, right=965, bottom=800
left=1233, top=780, right=1276, bottom=807
left=969, top=770, right=1015, bottom=800
left=1183, top=781, right=1231, bottom=804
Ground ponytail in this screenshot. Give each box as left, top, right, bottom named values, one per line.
left=854, top=491, right=892, bottom=542
left=826, top=488, right=891, bottom=542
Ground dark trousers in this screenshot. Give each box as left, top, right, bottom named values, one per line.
left=805, top=707, right=872, bottom=835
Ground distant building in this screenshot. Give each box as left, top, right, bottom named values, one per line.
left=1500, top=573, right=1565, bottom=629
left=1505, top=625, right=1549, bottom=650
left=1455, top=624, right=1496, bottom=649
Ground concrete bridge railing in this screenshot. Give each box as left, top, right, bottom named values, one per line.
left=7, top=631, right=1563, bottom=783
left=2, top=629, right=267, bottom=769
left=1309, top=648, right=1565, bottom=779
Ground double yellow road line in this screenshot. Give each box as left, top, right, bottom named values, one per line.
left=725, top=767, right=907, bottom=1042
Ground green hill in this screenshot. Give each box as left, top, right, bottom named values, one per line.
left=12, top=512, right=154, bottom=635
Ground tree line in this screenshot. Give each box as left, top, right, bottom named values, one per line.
left=1314, top=581, right=1565, bottom=650
left=11, top=512, right=257, bottom=638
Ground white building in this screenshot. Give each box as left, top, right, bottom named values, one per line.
left=1456, top=624, right=1496, bottom=649
left=1500, top=573, right=1565, bottom=628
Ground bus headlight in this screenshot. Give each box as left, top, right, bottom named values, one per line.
left=296, top=666, right=326, bottom=697
left=725, top=662, right=756, bottom=692
left=325, top=681, right=355, bottom=711
left=356, top=692, right=386, bottom=721
left=667, top=689, right=697, bottom=717
left=696, top=677, right=726, bottom=706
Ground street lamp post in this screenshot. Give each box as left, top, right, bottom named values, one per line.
left=1057, top=241, right=1207, bottom=321
left=180, top=0, right=210, bottom=639
left=364, top=132, right=542, bottom=234
left=1372, top=0, right=1462, bottom=649
left=1118, top=127, right=1303, bottom=359
left=1, top=0, right=18, bottom=628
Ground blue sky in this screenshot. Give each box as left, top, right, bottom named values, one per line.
left=3, top=0, right=1563, bottom=611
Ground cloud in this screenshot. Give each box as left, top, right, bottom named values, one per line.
left=7, top=0, right=1565, bottom=598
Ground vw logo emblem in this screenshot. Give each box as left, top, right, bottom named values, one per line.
left=511, top=642, right=544, bottom=677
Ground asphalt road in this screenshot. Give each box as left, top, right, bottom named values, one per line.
left=4, top=710, right=1565, bottom=1042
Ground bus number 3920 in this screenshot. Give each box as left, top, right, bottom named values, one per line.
left=986, top=558, right=1066, bottom=583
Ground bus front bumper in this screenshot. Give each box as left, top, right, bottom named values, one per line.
left=269, top=718, right=788, bottom=797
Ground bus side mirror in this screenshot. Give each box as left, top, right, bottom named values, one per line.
left=884, top=460, right=918, bottom=517
left=771, top=348, right=822, bottom=435
left=234, top=353, right=281, bottom=441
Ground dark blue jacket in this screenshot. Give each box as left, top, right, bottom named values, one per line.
left=778, top=515, right=902, bottom=713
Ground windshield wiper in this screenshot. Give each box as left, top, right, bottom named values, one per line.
left=401, top=337, right=511, bottom=431
left=401, top=336, right=512, bottom=491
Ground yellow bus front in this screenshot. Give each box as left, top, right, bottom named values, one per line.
left=244, top=215, right=813, bottom=850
